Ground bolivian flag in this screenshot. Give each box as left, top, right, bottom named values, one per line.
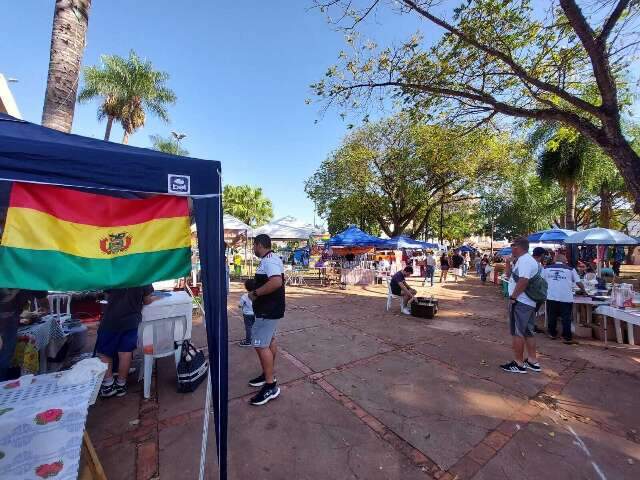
left=0, top=183, right=191, bottom=291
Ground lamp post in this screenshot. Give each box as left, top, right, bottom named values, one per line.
left=171, top=131, right=186, bottom=151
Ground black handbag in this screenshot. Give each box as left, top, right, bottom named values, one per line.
left=176, top=340, right=208, bottom=393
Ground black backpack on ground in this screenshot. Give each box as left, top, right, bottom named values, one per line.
left=176, top=340, right=208, bottom=393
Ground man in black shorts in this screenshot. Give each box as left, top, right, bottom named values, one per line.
left=97, top=286, right=156, bottom=398
left=390, top=266, right=417, bottom=315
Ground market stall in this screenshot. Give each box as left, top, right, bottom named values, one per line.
left=0, top=114, right=228, bottom=479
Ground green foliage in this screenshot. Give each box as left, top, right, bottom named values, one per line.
left=79, top=51, right=176, bottom=142
left=149, top=134, right=189, bottom=156
left=487, top=166, right=565, bottom=238
left=223, top=185, right=274, bottom=227
left=431, top=204, right=484, bottom=244
left=305, top=114, right=515, bottom=237
left=311, top=1, right=640, bottom=212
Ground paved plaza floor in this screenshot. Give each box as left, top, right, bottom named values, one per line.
left=87, top=275, right=640, bottom=479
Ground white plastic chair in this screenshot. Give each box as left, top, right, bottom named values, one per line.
left=385, top=278, right=405, bottom=312
left=48, top=294, right=71, bottom=318
left=138, top=315, right=188, bottom=399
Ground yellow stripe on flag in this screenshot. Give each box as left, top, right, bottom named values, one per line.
left=2, top=207, right=190, bottom=259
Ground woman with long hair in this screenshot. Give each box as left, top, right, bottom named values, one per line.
left=440, top=252, right=450, bottom=283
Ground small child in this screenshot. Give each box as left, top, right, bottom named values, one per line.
left=238, top=279, right=255, bottom=347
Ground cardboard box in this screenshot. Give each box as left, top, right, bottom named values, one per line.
left=592, top=315, right=617, bottom=341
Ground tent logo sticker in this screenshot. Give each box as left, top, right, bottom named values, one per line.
left=168, top=174, right=190, bottom=195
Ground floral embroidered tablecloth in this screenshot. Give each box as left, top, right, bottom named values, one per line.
left=0, top=372, right=96, bottom=479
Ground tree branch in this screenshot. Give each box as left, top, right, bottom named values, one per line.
left=559, top=0, right=619, bottom=110
left=401, top=0, right=603, bottom=118
left=599, top=0, right=630, bottom=41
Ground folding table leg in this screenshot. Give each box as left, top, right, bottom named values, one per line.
left=627, top=323, right=635, bottom=346
left=613, top=318, right=623, bottom=344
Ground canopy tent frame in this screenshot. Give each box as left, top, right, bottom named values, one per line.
left=0, top=114, right=228, bottom=479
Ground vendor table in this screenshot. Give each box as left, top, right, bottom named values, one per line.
left=0, top=362, right=105, bottom=480
left=572, top=296, right=611, bottom=327
left=140, top=291, right=193, bottom=342
left=341, top=268, right=375, bottom=286
left=16, top=315, right=69, bottom=374
left=594, top=305, right=640, bottom=346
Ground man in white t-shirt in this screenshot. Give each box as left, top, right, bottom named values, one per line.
left=543, top=254, right=585, bottom=344
left=501, top=237, right=541, bottom=374
left=247, top=234, right=285, bottom=406
left=423, top=251, right=436, bottom=287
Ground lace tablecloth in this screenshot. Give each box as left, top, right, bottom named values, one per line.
left=0, top=363, right=104, bottom=479
left=341, top=268, right=376, bottom=286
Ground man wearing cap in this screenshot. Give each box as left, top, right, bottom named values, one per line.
left=501, top=237, right=541, bottom=374
left=543, top=254, right=585, bottom=344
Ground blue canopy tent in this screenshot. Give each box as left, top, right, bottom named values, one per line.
left=326, top=225, right=384, bottom=247
left=497, top=247, right=512, bottom=257
left=527, top=228, right=576, bottom=243
left=0, top=114, right=228, bottom=477
left=454, top=245, right=477, bottom=253
left=378, top=235, right=439, bottom=250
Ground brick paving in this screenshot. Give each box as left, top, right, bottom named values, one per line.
left=87, top=275, right=640, bottom=479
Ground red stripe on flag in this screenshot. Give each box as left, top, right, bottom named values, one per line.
left=9, top=183, right=189, bottom=227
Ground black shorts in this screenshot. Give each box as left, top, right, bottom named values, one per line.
left=391, top=284, right=402, bottom=296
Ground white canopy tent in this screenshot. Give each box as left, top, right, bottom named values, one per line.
left=270, top=216, right=324, bottom=236
left=252, top=223, right=312, bottom=240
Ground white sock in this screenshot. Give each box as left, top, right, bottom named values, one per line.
left=116, top=378, right=126, bottom=386
left=102, top=377, right=114, bottom=386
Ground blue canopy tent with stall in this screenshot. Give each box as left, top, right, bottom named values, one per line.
left=326, top=225, right=384, bottom=247
left=527, top=228, right=576, bottom=243
left=0, top=114, right=228, bottom=478
left=378, top=235, right=439, bottom=250
left=454, top=245, right=477, bottom=253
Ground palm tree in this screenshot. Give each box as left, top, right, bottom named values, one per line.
left=223, top=185, right=274, bottom=227
left=537, top=136, right=589, bottom=230
left=78, top=54, right=127, bottom=140
left=149, top=134, right=189, bottom=156
left=78, top=51, right=176, bottom=143
left=42, top=0, right=92, bottom=132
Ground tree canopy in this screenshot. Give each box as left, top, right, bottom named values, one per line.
left=311, top=0, right=640, bottom=212
left=223, top=185, right=274, bottom=228
left=306, top=115, right=515, bottom=237
left=79, top=51, right=176, bottom=143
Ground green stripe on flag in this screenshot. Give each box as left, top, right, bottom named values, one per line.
left=0, top=247, right=191, bottom=291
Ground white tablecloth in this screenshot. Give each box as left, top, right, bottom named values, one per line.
left=0, top=365, right=102, bottom=479
left=341, top=268, right=375, bottom=286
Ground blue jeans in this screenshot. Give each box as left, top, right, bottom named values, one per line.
left=423, top=266, right=435, bottom=286
left=243, top=314, right=255, bottom=342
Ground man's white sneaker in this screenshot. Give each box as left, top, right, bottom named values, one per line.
left=402, top=308, right=412, bottom=315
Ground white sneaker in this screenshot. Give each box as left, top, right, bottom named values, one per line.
left=402, top=308, right=412, bottom=315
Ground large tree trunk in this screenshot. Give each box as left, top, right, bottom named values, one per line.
left=565, top=182, right=577, bottom=230
left=41, top=0, right=92, bottom=132
left=599, top=183, right=613, bottom=228
left=597, top=127, right=640, bottom=214
left=104, top=116, right=114, bottom=141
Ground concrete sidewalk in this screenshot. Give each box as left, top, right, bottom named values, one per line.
left=87, top=276, right=640, bottom=479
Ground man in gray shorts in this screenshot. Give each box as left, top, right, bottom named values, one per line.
left=501, top=237, right=541, bottom=374
left=247, top=234, right=285, bottom=405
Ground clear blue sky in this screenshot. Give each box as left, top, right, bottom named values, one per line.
left=1, top=1, right=425, bottom=225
